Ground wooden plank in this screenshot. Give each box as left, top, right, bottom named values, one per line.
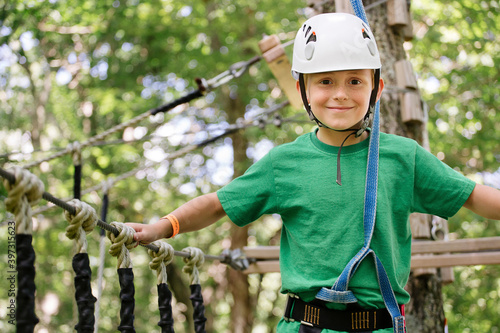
left=244, top=246, right=279, bottom=259
left=400, top=92, right=424, bottom=124
left=395, top=59, right=418, bottom=90
left=244, top=260, right=280, bottom=274
left=244, top=237, right=500, bottom=259
left=258, top=35, right=280, bottom=54
left=411, top=252, right=500, bottom=269
left=412, top=237, right=500, bottom=254
left=242, top=238, right=500, bottom=274
left=244, top=252, right=500, bottom=274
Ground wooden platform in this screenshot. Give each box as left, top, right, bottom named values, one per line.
left=242, top=237, right=500, bottom=274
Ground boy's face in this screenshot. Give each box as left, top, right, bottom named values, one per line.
left=305, top=69, right=376, bottom=131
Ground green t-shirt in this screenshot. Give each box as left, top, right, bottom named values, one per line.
left=217, top=130, right=475, bottom=330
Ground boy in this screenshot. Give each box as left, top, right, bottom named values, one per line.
left=128, top=13, right=500, bottom=333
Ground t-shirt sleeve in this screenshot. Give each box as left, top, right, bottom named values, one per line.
left=412, top=144, right=476, bottom=219
left=217, top=151, right=279, bottom=227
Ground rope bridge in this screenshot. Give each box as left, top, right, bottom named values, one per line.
left=1, top=165, right=241, bottom=332
left=0, top=76, right=298, bottom=330
left=0, top=30, right=304, bottom=329
left=0, top=100, right=288, bottom=331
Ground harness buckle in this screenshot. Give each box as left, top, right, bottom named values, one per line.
left=284, top=293, right=299, bottom=322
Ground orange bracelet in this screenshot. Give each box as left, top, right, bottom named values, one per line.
left=163, top=214, right=179, bottom=238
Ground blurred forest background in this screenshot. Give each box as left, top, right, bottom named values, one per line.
left=0, top=0, right=499, bottom=332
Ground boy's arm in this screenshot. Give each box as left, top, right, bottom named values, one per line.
left=463, top=184, right=500, bottom=220
left=127, top=192, right=226, bottom=244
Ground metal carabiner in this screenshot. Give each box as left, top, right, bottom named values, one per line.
left=431, top=216, right=447, bottom=240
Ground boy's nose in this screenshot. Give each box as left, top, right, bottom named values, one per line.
left=332, top=87, right=348, bottom=101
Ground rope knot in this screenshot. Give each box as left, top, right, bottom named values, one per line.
left=107, top=222, right=138, bottom=268
left=148, top=241, right=175, bottom=285
left=4, top=167, right=45, bottom=234
left=182, top=247, right=205, bottom=285
left=102, top=177, right=115, bottom=194
left=64, top=199, right=98, bottom=253
left=67, top=141, right=82, bottom=166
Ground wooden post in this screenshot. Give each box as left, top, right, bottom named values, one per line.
left=335, top=0, right=355, bottom=14
left=410, top=213, right=437, bottom=277
left=258, top=35, right=303, bottom=110
left=432, top=216, right=455, bottom=284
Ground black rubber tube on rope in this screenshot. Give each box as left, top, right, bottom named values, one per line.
left=157, top=283, right=175, bottom=333
left=72, top=161, right=97, bottom=333
left=73, top=164, right=82, bottom=200
left=16, top=234, right=39, bottom=333
left=117, top=268, right=136, bottom=333
left=73, top=253, right=97, bottom=333
left=190, top=284, right=207, bottom=333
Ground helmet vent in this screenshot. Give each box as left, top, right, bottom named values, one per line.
left=306, top=32, right=316, bottom=44
left=362, top=29, right=370, bottom=40
left=304, top=25, right=312, bottom=38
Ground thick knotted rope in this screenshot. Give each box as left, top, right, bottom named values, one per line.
left=107, top=222, right=138, bottom=269
left=64, top=199, right=98, bottom=253
left=148, top=241, right=175, bottom=285
left=67, top=141, right=82, bottom=166
left=3, top=166, right=44, bottom=234
left=182, top=247, right=205, bottom=285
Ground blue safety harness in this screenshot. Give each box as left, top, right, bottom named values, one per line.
left=314, top=2, right=405, bottom=332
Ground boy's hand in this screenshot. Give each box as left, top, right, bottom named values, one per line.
left=125, top=192, right=226, bottom=246
left=125, top=222, right=162, bottom=245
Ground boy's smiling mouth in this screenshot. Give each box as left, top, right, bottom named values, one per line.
left=327, top=106, right=353, bottom=112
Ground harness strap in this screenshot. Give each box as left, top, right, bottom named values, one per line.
left=314, top=2, right=405, bottom=332
left=284, top=295, right=400, bottom=332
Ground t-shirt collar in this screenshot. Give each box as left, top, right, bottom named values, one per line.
left=309, top=128, right=370, bottom=155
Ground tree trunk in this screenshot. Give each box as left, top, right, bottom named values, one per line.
left=223, top=84, right=253, bottom=333
left=308, top=1, right=445, bottom=331
left=22, top=59, right=51, bottom=151
left=167, top=263, right=195, bottom=332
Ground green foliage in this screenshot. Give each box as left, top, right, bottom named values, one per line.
left=409, top=0, right=500, bottom=174
left=409, top=0, right=500, bottom=331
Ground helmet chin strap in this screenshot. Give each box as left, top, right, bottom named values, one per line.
left=298, top=72, right=380, bottom=185
left=298, top=73, right=378, bottom=138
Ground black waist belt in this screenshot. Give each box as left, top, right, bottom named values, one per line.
left=284, top=295, right=401, bottom=332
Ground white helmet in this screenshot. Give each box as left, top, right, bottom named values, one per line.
left=292, top=13, right=381, bottom=136
left=291, top=13, right=381, bottom=79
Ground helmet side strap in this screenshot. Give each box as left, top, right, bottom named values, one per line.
left=298, top=74, right=318, bottom=123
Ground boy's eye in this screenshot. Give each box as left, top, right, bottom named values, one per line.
left=319, top=79, right=332, bottom=85
left=350, top=79, right=362, bottom=85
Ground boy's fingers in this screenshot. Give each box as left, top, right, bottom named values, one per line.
left=132, top=233, right=151, bottom=248
left=133, top=232, right=143, bottom=242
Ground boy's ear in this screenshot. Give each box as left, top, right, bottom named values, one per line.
left=296, top=80, right=308, bottom=103
left=376, top=78, right=384, bottom=102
